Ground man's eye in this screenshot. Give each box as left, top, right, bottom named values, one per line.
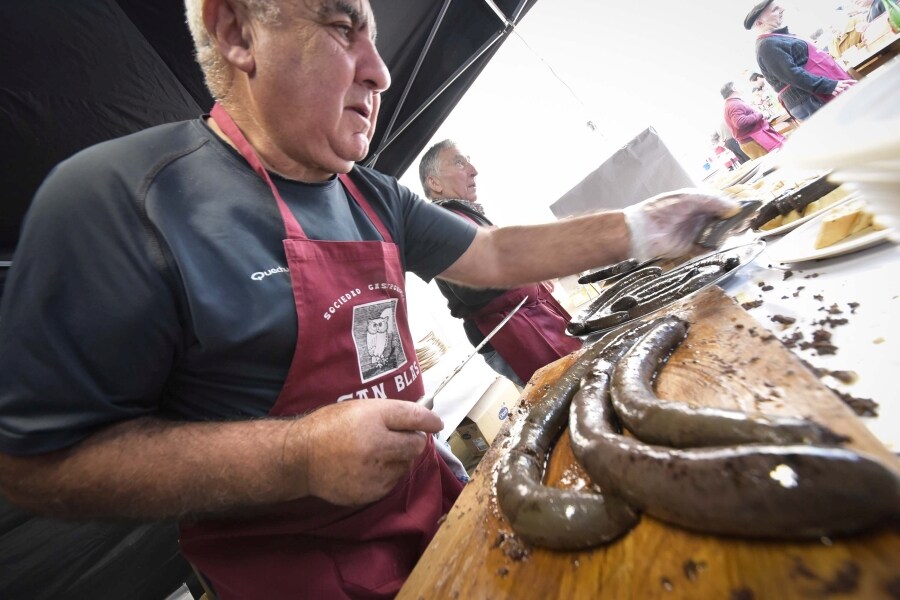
left=333, top=23, right=353, bottom=39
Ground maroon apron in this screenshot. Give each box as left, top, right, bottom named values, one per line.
left=467, top=284, right=581, bottom=383
left=444, top=209, right=581, bottom=383
left=178, top=104, right=463, bottom=600
left=759, top=33, right=852, bottom=114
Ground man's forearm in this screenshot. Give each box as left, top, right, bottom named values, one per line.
left=0, top=416, right=310, bottom=520
left=441, top=211, right=631, bottom=289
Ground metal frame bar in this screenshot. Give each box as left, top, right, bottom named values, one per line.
left=368, top=0, right=454, bottom=168
left=364, top=29, right=508, bottom=167
left=365, top=0, right=534, bottom=168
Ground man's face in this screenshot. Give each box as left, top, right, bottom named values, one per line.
left=248, top=0, right=390, bottom=179
left=756, top=3, right=785, bottom=30
left=435, top=146, right=479, bottom=201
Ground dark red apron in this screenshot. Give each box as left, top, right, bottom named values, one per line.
left=467, top=283, right=581, bottom=384
left=759, top=33, right=852, bottom=114
left=444, top=208, right=581, bottom=384
left=179, top=104, right=462, bottom=600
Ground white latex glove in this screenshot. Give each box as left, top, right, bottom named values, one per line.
left=622, top=189, right=739, bottom=262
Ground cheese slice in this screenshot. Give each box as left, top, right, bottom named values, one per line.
left=760, top=214, right=784, bottom=231
left=814, top=200, right=878, bottom=249
left=782, top=209, right=803, bottom=225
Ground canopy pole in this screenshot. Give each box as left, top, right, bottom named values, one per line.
left=363, top=29, right=508, bottom=167
left=368, top=0, right=453, bottom=168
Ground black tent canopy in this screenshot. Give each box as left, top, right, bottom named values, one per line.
left=0, top=0, right=538, bottom=261
left=0, top=0, right=537, bottom=597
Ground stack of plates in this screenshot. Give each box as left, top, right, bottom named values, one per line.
left=415, top=331, right=449, bottom=372
left=775, top=56, right=900, bottom=240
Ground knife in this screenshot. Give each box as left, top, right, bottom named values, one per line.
left=417, top=295, right=528, bottom=410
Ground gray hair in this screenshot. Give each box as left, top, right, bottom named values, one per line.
left=720, top=81, right=736, bottom=100
left=184, top=0, right=283, bottom=100
left=418, top=139, right=456, bottom=199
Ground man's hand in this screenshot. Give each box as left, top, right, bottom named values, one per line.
left=833, top=79, right=856, bottom=95
left=622, top=189, right=738, bottom=262
left=294, top=399, right=444, bottom=507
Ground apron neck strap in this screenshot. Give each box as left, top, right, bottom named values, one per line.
left=211, top=103, right=394, bottom=243
left=210, top=102, right=305, bottom=239
left=337, top=173, right=393, bottom=243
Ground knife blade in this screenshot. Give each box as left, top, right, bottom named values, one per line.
left=417, top=295, right=528, bottom=410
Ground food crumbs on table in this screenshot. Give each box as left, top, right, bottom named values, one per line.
left=761, top=285, right=774, bottom=292
left=771, top=314, right=796, bottom=325
left=730, top=587, right=755, bottom=600
left=496, top=566, right=509, bottom=577
left=815, top=316, right=848, bottom=328
left=782, top=331, right=804, bottom=348
left=683, top=558, right=706, bottom=581
left=884, top=576, right=900, bottom=599
left=741, top=299, right=764, bottom=310
left=873, top=337, right=885, bottom=344
left=660, top=576, right=674, bottom=591
left=824, top=561, right=862, bottom=594
left=783, top=270, right=794, bottom=280
left=827, top=370, right=857, bottom=384
left=799, top=329, right=838, bottom=355
left=834, top=390, right=879, bottom=417
left=847, top=302, right=859, bottom=314
left=813, top=294, right=824, bottom=301
left=792, top=553, right=862, bottom=594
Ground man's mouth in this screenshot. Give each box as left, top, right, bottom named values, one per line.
left=348, top=104, right=371, bottom=120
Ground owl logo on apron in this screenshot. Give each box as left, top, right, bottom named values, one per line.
left=353, top=299, right=408, bottom=382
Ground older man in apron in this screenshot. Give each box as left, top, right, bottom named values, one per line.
left=746, top=0, right=856, bottom=121
left=0, top=1, right=738, bottom=598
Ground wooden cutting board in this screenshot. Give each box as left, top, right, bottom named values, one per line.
left=398, top=287, right=900, bottom=600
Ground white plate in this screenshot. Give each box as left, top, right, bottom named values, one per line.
left=769, top=206, right=895, bottom=263
left=753, top=193, right=859, bottom=239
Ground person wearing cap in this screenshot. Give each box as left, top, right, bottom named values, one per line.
left=746, top=1, right=857, bottom=121
left=418, top=140, right=582, bottom=389
left=720, top=81, right=786, bottom=160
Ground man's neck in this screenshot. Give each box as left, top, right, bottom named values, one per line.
left=433, top=197, right=486, bottom=216
left=757, top=24, right=788, bottom=35
left=207, top=106, right=336, bottom=183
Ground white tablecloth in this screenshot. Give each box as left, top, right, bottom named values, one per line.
left=720, top=231, right=899, bottom=452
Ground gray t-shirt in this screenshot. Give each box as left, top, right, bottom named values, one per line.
left=0, top=119, right=476, bottom=454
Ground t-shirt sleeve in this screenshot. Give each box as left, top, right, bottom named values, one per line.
left=360, top=171, right=476, bottom=281
left=0, top=150, right=180, bottom=455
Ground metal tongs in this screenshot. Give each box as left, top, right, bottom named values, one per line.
left=577, top=200, right=763, bottom=286
left=417, top=295, right=528, bottom=410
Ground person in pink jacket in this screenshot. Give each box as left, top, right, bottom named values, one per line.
left=720, top=81, right=786, bottom=159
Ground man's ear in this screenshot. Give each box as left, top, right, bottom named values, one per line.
left=204, top=0, right=256, bottom=74
left=426, top=175, right=442, bottom=196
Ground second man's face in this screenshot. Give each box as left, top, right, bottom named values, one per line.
left=437, top=146, right=479, bottom=201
